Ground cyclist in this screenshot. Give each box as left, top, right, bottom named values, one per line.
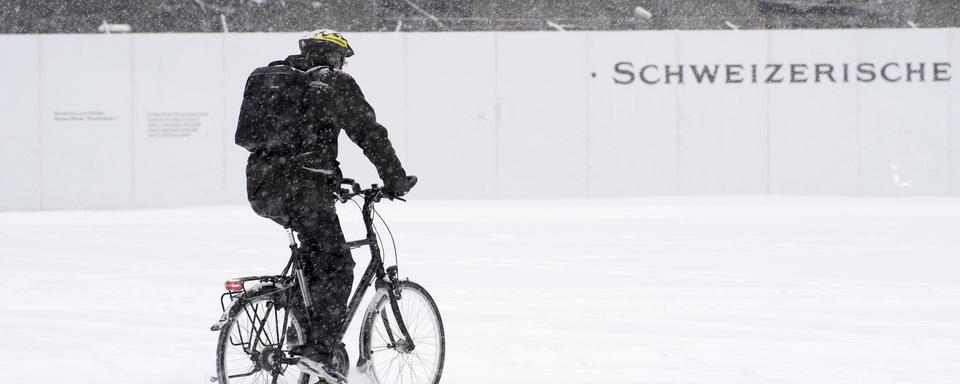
left=236, top=29, right=412, bottom=382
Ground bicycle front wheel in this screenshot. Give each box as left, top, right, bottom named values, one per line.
left=216, top=289, right=309, bottom=384
left=359, top=280, right=446, bottom=384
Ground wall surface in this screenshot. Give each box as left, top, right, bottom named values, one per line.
left=0, top=30, right=957, bottom=210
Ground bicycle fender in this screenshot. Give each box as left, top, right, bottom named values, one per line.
left=210, top=298, right=240, bottom=332
left=356, top=288, right=388, bottom=368
left=361, top=288, right=388, bottom=322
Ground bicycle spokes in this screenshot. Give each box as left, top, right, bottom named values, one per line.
left=220, top=297, right=306, bottom=384
left=366, top=284, right=444, bottom=384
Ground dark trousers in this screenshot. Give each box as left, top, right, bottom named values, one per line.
left=286, top=189, right=355, bottom=359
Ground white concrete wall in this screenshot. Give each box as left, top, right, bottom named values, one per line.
left=0, top=30, right=958, bottom=211
left=766, top=30, right=861, bottom=195
left=133, top=34, right=226, bottom=208
left=40, top=35, right=133, bottom=210
left=0, top=35, right=42, bottom=211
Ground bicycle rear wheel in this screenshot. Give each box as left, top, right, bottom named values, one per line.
left=359, top=280, right=445, bottom=384
left=216, top=289, right=309, bottom=384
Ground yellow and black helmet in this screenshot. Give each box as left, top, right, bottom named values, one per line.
left=299, top=29, right=354, bottom=58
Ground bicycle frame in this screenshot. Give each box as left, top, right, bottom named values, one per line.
left=282, top=188, right=417, bottom=361
left=212, top=177, right=431, bottom=383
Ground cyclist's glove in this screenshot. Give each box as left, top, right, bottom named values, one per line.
left=384, top=175, right=416, bottom=197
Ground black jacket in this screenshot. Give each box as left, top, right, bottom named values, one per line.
left=241, top=55, right=408, bottom=224
left=254, top=54, right=407, bottom=190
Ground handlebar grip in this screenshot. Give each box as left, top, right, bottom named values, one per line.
left=340, top=178, right=362, bottom=194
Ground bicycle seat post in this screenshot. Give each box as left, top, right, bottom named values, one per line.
left=286, top=228, right=297, bottom=247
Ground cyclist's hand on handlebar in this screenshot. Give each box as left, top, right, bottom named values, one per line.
left=383, top=175, right=417, bottom=199
left=335, top=176, right=416, bottom=202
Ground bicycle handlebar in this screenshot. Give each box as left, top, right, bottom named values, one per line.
left=336, top=175, right=417, bottom=203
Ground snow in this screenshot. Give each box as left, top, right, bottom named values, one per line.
left=1, top=196, right=959, bottom=383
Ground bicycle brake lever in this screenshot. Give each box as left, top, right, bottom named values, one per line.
left=336, top=189, right=350, bottom=203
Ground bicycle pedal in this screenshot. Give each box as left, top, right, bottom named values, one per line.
left=297, top=360, right=345, bottom=384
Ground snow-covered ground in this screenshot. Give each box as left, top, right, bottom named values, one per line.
left=1, top=197, right=959, bottom=384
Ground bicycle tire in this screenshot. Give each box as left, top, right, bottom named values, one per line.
left=359, top=280, right=446, bottom=384
left=216, top=287, right=310, bottom=384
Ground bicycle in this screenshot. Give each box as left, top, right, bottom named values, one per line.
left=210, top=177, right=445, bottom=384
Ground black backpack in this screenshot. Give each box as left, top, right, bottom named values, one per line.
left=235, top=63, right=313, bottom=225
left=235, top=64, right=312, bottom=152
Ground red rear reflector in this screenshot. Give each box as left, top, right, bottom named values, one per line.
left=225, top=279, right=244, bottom=292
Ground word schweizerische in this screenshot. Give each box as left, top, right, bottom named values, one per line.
left=612, top=62, right=952, bottom=85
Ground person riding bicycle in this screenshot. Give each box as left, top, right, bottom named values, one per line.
left=235, top=29, right=412, bottom=382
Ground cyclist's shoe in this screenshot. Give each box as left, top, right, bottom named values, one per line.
left=292, top=346, right=346, bottom=384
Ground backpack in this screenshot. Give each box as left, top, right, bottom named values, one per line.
left=235, top=64, right=312, bottom=152
left=235, top=63, right=313, bottom=225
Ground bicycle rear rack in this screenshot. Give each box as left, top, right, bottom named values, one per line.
left=210, top=275, right=294, bottom=332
